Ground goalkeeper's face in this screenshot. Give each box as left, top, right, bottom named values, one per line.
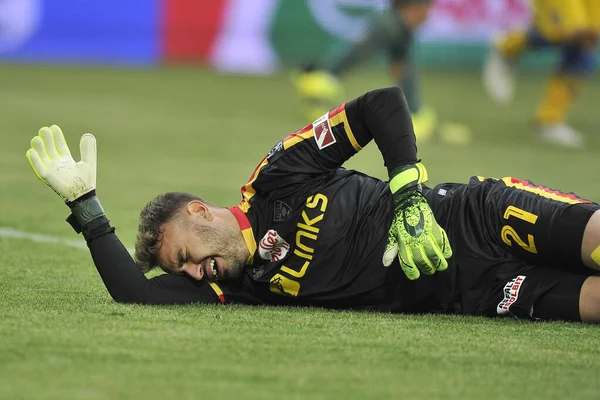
left=157, top=201, right=248, bottom=281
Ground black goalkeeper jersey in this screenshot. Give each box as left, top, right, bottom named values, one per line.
left=223, top=114, right=401, bottom=308
left=83, top=87, right=433, bottom=310
left=210, top=88, right=430, bottom=309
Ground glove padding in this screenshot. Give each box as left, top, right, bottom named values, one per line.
left=25, top=125, right=97, bottom=202
left=382, top=163, right=452, bottom=280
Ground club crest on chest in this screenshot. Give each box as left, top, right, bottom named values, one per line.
left=258, top=229, right=290, bottom=262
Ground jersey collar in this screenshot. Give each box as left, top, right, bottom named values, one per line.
left=227, top=205, right=257, bottom=265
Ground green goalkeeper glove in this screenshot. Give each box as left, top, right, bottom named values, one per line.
left=382, top=162, right=452, bottom=280
left=25, top=125, right=105, bottom=231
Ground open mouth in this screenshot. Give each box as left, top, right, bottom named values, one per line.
left=208, top=258, right=218, bottom=280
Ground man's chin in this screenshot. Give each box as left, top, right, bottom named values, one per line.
left=227, top=263, right=245, bottom=279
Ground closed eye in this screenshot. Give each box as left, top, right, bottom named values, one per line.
left=178, top=252, right=184, bottom=268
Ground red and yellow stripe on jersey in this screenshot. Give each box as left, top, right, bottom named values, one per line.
left=238, top=103, right=362, bottom=211
left=207, top=206, right=258, bottom=304
left=208, top=282, right=225, bottom=304
left=208, top=205, right=257, bottom=304
left=227, top=205, right=257, bottom=264
left=327, top=103, right=363, bottom=152
left=478, top=176, right=592, bottom=204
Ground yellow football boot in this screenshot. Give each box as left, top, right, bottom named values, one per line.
left=294, top=69, right=344, bottom=123
left=438, top=121, right=473, bottom=146
left=411, top=105, right=437, bottom=143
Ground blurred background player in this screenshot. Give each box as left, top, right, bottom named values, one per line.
left=483, top=0, right=600, bottom=148
left=294, top=0, right=471, bottom=144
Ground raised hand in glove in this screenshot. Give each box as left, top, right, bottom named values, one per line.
left=382, top=162, right=452, bottom=280
left=26, top=125, right=104, bottom=232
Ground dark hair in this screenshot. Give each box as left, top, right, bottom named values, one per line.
left=134, top=192, right=212, bottom=273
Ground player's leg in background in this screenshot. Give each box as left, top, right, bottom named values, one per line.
left=390, top=46, right=439, bottom=144
left=386, top=2, right=438, bottom=143
left=482, top=0, right=552, bottom=105
left=482, top=28, right=531, bottom=104
left=534, top=43, right=595, bottom=148
left=482, top=22, right=563, bottom=104
left=532, top=0, right=598, bottom=148
left=294, top=1, right=434, bottom=127
left=483, top=0, right=570, bottom=104
left=483, top=0, right=596, bottom=149
left=387, top=1, right=472, bottom=145
left=293, top=65, right=345, bottom=123
left=293, top=11, right=386, bottom=123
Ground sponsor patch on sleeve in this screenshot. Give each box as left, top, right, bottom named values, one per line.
left=497, top=275, right=526, bottom=316
left=267, top=140, right=283, bottom=158
left=312, top=113, right=336, bottom=150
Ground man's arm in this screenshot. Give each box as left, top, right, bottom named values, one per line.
left=243, top=87, right=451, bottom=280
left=345, top=86, right=417, bottom=172
left=82, top=217, right=221, bottom=304
left=245, top=87, right=417, bottom=198
left=26, top=126, right=223, bottom=305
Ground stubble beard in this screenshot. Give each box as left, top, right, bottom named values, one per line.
left=193, top=222, right=247, bottom=279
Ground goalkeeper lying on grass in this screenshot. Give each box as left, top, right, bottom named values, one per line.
left=26, top=87, right=600, bottom=323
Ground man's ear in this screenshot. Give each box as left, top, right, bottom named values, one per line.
left=186, top=200, right=213, bottom=221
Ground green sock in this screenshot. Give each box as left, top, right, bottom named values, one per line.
left=397, top=52, right=421, bottom=113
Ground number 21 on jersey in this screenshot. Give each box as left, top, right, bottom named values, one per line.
left=501, top=206, right=539, bottom=254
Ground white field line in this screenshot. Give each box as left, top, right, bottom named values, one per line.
left=0, top=226, right=134, bottom=253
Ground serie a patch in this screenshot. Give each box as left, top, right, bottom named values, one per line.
left=312, top=113, right=336, bottom=150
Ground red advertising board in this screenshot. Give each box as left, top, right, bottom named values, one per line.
left=162, top=0, right=228, bottom=62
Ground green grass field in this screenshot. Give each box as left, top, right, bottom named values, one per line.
left=1, top=63, right=599, bottom=400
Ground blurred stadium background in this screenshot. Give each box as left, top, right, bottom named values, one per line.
left=1, top=1, right=600, bottom=399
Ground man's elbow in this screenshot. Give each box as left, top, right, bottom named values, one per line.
left=109, top=291, right=151, bottom=305
left=379, top=86, right=406, bottom=103
left=361, top=87, right=407, bottom=109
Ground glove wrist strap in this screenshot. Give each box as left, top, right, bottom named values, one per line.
left=394, top=188, right=425, bottom=206
left=65, top=191, right=105, bottom=233
left=389, top=162, right=428, bottom=195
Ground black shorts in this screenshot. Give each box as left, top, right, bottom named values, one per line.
left=424, top=176, right=600, bottom=322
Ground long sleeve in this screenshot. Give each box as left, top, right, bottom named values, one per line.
left=345, top=86, right=417, bottom=173
left=240, top=87, right=417, bottom=206
left=81, top=216, right=221, bottom=305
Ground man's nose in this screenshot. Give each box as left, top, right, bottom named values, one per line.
left=182, top=262, right=203, bottom=280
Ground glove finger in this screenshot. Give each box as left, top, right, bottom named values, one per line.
left=31, top=135, right=51, bottom=166
left=79, top=133, right=97, bottom=165
left=399, top=244, right=420, bottom=280
left=433, top=230, right=450, bottom=272
left=25, top=148, right=48, bottom=182
left=433, top=233, right=452, bottom=271
left=437, top=257, right=448, bottom=272
left=414, top=244, right=436, bottom=276
left=440, top=229, right=453, bottom=259
left=39, top=126, right=59, bottom=160
left=427, top=236, right=448, bottom=272
left=429, top=239, right=448, bottom=272
left=382, top=242, right=398, bottom=267
left=50, top=125, right=71, bottom=157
